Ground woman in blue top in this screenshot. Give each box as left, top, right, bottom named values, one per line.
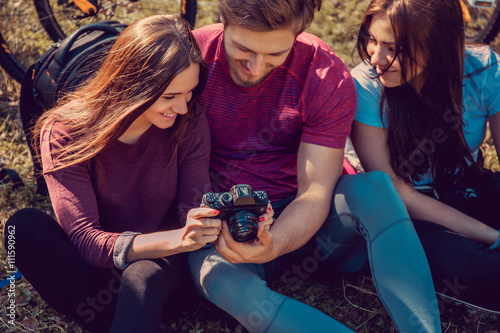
left=351, top=0, right=500, bottom=311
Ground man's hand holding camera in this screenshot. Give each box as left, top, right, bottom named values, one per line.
left=200, top=184, right=277, bottom=263
left=216, top=203, right=275, bottom=264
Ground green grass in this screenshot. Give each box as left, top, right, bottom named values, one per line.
left=1, top=0, right=500, bottom=332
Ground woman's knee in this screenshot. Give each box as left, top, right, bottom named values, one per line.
left=6, top=208, right=47, bottom=228
left=121, top=258, right=179, bottom=294
left=4, top=208, right=57, bottom=246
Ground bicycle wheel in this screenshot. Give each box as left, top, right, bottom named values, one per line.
left=182, top=0, right=198, bottom=28
left=35, top=0, right=218, bottom=42
left=0, top=0, right=54, bottom=83
left=0, top=33, right=24, bottom=83
left=464, top=0, right=500, bottom=44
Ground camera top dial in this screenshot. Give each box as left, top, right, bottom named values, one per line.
left=203, top=192, right=222, bottom=208
left=220, top=192, right=233, bottom=206
left=254, top=191, right=268, bottom=204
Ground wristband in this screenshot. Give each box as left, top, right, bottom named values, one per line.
left=490, top=230, right=500, bottom=251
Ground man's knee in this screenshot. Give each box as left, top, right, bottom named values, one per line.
left=199, top=260, right=239, bottom=301
left=335, top=171, right=405, bottom=213
left=199, top=259, right=265, bottom=307
left=332, top=171, right=411, bottom=237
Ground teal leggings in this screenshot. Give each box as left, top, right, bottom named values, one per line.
left=189, top=171, right=441, bottom=332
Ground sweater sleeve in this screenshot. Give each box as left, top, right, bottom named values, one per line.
left=41, top=122, right=133, bottom=269
left=175, top=111, right=212, bottom=223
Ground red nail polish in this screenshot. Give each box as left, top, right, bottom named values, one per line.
left=267, top=207, right=272, bottom=212
left=213, top=210, right=219, bottom=215
left=259, top=216, right=265, bottom=222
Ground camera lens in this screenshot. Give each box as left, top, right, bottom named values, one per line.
left=228, top=210, right=258, bottom=242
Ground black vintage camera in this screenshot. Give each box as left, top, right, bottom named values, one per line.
left=201, top=184, right=269, bottom=242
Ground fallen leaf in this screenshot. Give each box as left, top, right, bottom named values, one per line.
left=21, top=317, right=38, bottom=330
left=462, top=314, right=478, bottom=324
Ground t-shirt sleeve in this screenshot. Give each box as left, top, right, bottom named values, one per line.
left=41, top=122, right=125, bottom=269
left=301, top=52, right=357, bottom=149
left=192, top=24, right=223, bottom=61
left=351, top=62, right=385, bottom=128
left=175, top=110, right=212, bottom=222
left=483, top=49, right=500, bottom=117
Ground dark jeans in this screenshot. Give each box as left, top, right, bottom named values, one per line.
left=414, top=169, right=500, bottom=311
left=4, top=208, right=197, bottom=333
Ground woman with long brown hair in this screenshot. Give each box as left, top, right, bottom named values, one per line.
left=3, top=14, right=265, bottom=332
left=351, top=0, right=500, bottom=311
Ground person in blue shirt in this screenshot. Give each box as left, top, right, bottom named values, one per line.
left=351, top=0, right=500, bottom=311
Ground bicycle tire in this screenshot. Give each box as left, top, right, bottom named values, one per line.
left=465, top=0, right=500, bottom=44
left=0, top=33, right=25, bottom=83
left=182, top=0, right=197, bottom=29
left=0, top=0, right=55, bottom=83
left=35, top=0, right=214, bottom=42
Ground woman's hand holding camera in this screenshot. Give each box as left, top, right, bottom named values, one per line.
left=126, top=208, right=221, bottom=262
left=178, top=207, right=222, bottom=252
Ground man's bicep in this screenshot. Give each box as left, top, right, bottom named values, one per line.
left=296, top=142, right=344, bottom=197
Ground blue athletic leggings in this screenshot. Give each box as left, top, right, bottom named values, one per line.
left=189, top=171, right=441, bottom=333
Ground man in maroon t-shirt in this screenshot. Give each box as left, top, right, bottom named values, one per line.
left=188, top=0, right=442, bottom=332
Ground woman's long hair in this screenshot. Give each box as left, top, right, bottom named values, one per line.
left=356, top=0, right=478, bottom=193
left=32, top=14, right=208, bottom=173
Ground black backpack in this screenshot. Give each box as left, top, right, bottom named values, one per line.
left=19, top=21, right=127, bottom=195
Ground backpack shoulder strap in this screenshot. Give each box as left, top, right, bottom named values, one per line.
left=0, top=168, right=24, bottom=189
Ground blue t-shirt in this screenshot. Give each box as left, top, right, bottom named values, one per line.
left=351, top=45, right=500, bottom=186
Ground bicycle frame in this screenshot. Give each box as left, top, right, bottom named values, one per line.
left=467, top=0, right=495, bottom=7
left=74, top=0, right=98, bottom=15
left=463, top=0, right=496, bottom=22
left=71, top=0, right=191, bottom=17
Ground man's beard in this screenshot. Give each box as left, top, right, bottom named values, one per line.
left=228, top=60, right=271, bottom=88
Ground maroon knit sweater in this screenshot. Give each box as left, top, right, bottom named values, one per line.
left=41, top=113, right=211, bottom=268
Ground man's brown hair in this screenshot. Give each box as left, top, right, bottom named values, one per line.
left=218, top=0, right=322, bottom=35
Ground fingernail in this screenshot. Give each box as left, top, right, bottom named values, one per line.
left=259, top=216, right=265, bottom=222
left=267, top=207, right=271, bottom=212
left=213, top=210, right=219, bottom=215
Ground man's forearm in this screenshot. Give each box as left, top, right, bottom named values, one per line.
left=270, top=189, right=333, bottom=258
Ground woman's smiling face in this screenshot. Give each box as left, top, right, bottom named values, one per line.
left=366, top=13, right=424, bottom=88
